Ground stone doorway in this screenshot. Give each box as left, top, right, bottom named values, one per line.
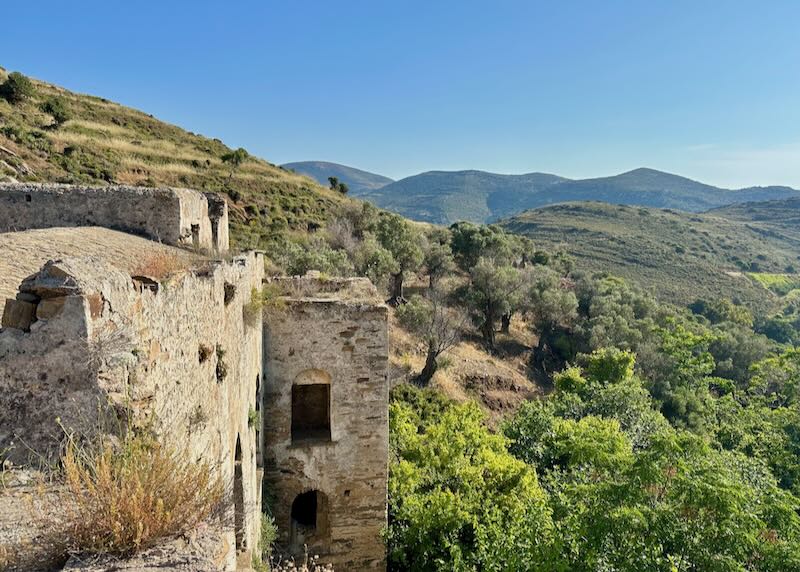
left=290, top=490, right=329, bottom=553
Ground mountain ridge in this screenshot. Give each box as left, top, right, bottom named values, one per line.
left=282, top=161, right=799, bottom=224
left=282, top=160, right=394, bottom=194
left=339, top=165, right=799, bottom=224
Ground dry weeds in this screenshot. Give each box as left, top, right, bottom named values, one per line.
left=131, top=251, right=184, bottom=280
left=57, top=434, right=223, bottom=556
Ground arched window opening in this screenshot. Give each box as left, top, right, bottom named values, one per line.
left=291, top=369, right=332, bottom=443
left=291, top=490, right=329, bottom=551
left=233, top=435, right=246, bottom=551
left=292, top=384, right=330, bottom=442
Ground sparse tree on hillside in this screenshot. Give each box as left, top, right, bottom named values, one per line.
left=525, top=265, right=579, bottom=371
left=221, top=147, right=249, bottom=178
left=449, top=222, right=515, bottom=271
left=327, top=176, right=349, bottom=194
left=376, top=213, right=424, bottom=305
left=0, top=71, right=35, bottom=104
left=396, top=293, right=465, bottom=386
left=353, top=234, right=398, bottom=291
left=422, top=234, right=456, bottom=289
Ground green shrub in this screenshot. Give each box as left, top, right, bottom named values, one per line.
left=40, top=97, right=71, bottom=127
left=248, top=406, right=261, bottom=429
left=256, top=513, right=277, bottom=565
left=0, top=71, right=35, bottom=103
left=389, top=387, right=553, bottom=570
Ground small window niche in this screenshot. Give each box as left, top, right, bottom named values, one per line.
left=190, top=224, right=200, bottom=248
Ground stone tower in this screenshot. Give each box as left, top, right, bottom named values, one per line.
left=262, top=274, right=389, bottom=571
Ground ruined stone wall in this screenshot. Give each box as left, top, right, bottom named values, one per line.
left=0, top=252, right=263, bottom=570
left=0, top=184, right=229, bottom=252
left=262, top=277, right=389, bottom=571
left=0, top=261, right=112, bottom=465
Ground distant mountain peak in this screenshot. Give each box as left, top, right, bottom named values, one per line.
left=282, top=161, right=393, bottom=195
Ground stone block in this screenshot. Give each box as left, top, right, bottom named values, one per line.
left=2, top=298, right=36, bottom=331
left=36, top=296, right=66, bottom=320
left=15, top=292, right=40, bottom=303
left=86, top=293, right=103, bottom=318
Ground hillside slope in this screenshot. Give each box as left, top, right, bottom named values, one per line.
left=282, top=160, right=393, bottom=194
left=361, top=167, right=798, bottom=224
left=711, top=197, right=800, bottom=242
left=501, top=201, right=800, bottom=310
left=0, top=66, right=347, bottom=250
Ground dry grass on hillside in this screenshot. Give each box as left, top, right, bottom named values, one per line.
left=131, top=251, right=188, bottom=280
left=0, top=65, right=350, bottom=250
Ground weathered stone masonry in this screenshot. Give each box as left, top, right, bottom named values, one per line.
left=0, top=183, right=229, bottom=252
left=263, top=276, right=389, bottom=571
left=0, top=251, right=264, bottom=570
left=0, top=184, right=390, bottom=571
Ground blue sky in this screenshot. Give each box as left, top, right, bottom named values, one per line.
left=2, top=1, right=799, bottom=187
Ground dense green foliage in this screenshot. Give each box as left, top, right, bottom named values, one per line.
left=386, top=220, right=800, bottom=571
left=0, top=71, right=35, bottom=103
left=391, top=344, right=800, bottom=570
left=389, top=387, right=554, bottom=571
left=39, top=97, right=71, bottom=128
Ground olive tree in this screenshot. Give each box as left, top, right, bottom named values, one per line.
left=462, top=258, right=525, bottom=350
left=396, top=293, right=465, bottom=386
left=376, top=213, right=423, bottom=304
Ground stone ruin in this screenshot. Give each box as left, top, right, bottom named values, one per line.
left=0, top=184, right=389, bottom=572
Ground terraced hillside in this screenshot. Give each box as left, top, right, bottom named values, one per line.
left=501, top=201, right=800, bottom=310
left=0, top=66, right=347, bottom=250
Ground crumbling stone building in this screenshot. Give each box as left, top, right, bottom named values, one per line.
left=0, top=184, right=389, bottom=572
left=263, top=276, right=389, bottom=570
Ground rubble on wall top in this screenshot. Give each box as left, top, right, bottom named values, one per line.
left=269, top=271, right=385, bottom=306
